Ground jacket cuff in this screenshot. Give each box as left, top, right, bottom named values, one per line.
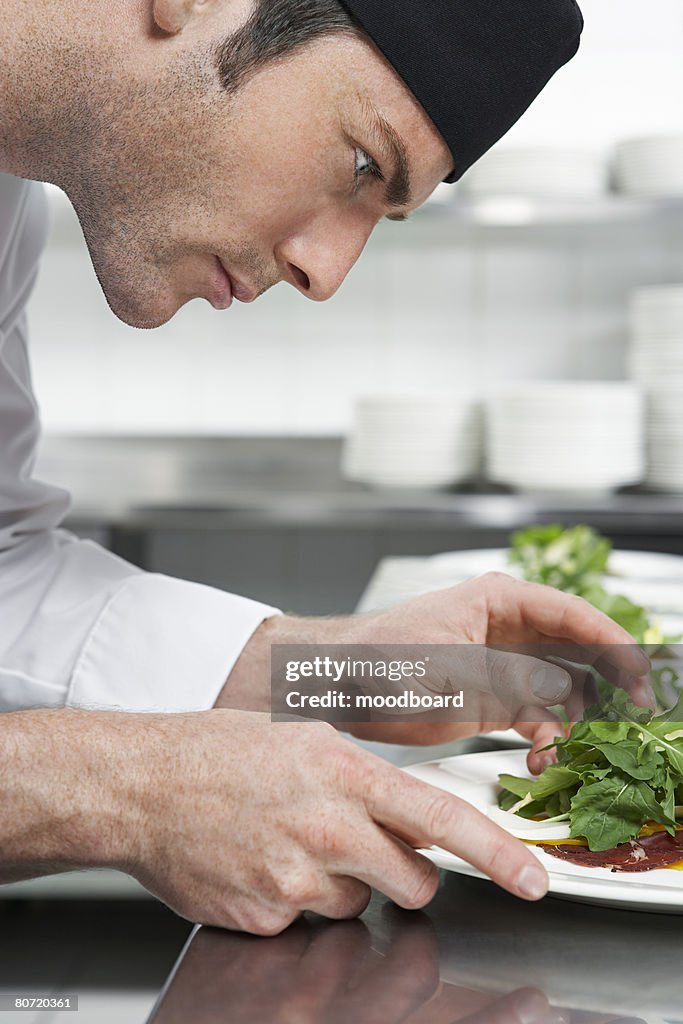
left=66, top=573, right=281, bottom=712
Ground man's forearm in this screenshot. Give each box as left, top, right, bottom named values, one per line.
left=216, top=600, right=433, bottom=713
left=0, top=709, right=143, bottom=883
left=216, top=613, right=370, bottom=712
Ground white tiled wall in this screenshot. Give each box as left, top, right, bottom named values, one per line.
left=27, top=202, right=683, bottom=435
left=25, top=0, right=683, bottom=436
left=501, top=0, right=683, bottom=149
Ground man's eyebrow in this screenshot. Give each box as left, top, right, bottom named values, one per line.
left=362, top=101, right=413, bottom=214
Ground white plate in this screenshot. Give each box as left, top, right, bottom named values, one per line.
left=358, top=550, right=683, bottom=622
left=428, top=547, right=683, bottom=583
left=405, top=749, right=683, bottom=913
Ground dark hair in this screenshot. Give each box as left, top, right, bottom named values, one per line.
left=215, top=0, right=360, bottom=94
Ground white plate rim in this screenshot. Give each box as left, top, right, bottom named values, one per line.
left=428, top=547, right=683, bottom=583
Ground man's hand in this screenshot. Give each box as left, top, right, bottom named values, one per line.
left=129, top=708, right=549, bottom=933
left=221, top=572, right=652, bottom=774
left=0, top=705, right=547, bottom=935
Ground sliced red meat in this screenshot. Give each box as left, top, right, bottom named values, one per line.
left=539, top=831, right=683, bottom=872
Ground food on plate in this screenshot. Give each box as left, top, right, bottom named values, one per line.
left=508, top=523, right=681, bottom=707
left=537, top=830, right=683, bottom=872
left=509, top=523, right=611, bottom=596
left=509, top=523, right=671, bottom=646
left=497, top=687, right=683, bottom=868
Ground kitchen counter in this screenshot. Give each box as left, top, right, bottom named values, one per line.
left=148, top=869, right=683, bottom=1023
left=36, top=435, right=683, bottom=539
left=0, top=898, right=191, bottom=1024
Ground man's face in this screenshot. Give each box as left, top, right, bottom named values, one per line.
left=68, top=27, right=452, bottom=329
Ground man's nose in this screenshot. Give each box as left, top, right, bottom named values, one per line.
left=275, top=215, right=375, bottom=302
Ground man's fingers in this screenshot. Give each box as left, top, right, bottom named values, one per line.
left=366, top=769, right=548, bottom=903
left=556, top=647, right=653, bottom=709
left=487, top=575, right=654, bottom=709
left=542, top=649, right=655, bottom=714
left=587, top=650, right=656, bottom=710
left=337, top=826, right=442, bottom=911
left=305, top=874, right=372, bottom=921
left=482, top=649, right=571, bottom=710
left=421, top=646, right=572, bottom=711
left=490, top=577, right=651, bottom=676
left=509, top=707, right=564, bottom=774
left=517, top=713, right=565, bottom=775
left=420, top=646, right=571, bottom=723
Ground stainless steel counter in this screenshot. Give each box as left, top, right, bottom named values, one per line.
left=36, top=435, right=683, bottom=538
left=149, top=871, right=683, bottom=1023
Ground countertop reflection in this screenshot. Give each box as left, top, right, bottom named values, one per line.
left=148, top=872, right=683, bottom=1024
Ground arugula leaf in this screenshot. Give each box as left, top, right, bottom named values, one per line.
left=509, top=523, right=682, bottom=654
left=583, top=680, right=651, bottom=724
left=661, top=773, right=677, bottom=830
left=570, top=775, right=670, bottom=851
left=509, top=524, right=611, bottom=593
left=498, top=789, right=518, bottom=812
left=588, top=738, right=662, bottom=781
left=589, top=721, right=631, bottom=743
left=498, top=685, right=683, bottom=850
left=497, top=776, right=558, bottom=819
left=635, top=720, right=683, bottom=777
left=515, top=798, right=553, bottom=820
left=501, top=524, right=683, bottom=850
left=498, top=774, right=534, bottom=800
left=659, top=690, right=683, bottom=725
left=528, top=765, right=581, bottom=800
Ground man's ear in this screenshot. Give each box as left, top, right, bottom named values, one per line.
left=153, top=0, right=213, bottom=34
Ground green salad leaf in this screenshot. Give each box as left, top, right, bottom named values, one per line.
left=508, top=524, right=681, bottom=705
left=508, top=523, right=675, bottom=645
left=498, top=688, right=683, bottom=851
left=503, top=523, right=683, bottom=848
left=569, top=775, right=670, bottom=851
left=509, top=524, right=611, bottom=594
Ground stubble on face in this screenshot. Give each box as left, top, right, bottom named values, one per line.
left=40, top=37, right=266, bottom=329
left=27, top=16, right=451, bottom=329
left=62, top=57, right=227, bottom=327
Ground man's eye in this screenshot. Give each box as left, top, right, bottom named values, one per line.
left=353, top=146, right=382, bottom=188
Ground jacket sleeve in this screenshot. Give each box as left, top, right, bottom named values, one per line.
left=0, top=175, right=280, bottom=714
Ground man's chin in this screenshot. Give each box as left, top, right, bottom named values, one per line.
left=100, top=279, right=183, bottom=330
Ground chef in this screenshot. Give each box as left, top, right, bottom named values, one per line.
left=0, top=0, right=653, bottom=934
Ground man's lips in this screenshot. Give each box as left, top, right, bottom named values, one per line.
left=211, top=256, right=233, bottom=310
left=211, top=257, right=258, bottom=308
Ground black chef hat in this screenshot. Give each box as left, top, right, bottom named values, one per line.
left=339, top=0, right=584, bottom=182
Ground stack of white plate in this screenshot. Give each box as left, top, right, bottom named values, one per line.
left=342, top=396, right=481, bottom=490
left=628, top=285, right=683, bottom=388
left=459, top=147, right=605, bottom=199
left=485, top=382, right=644, bottom=494
left=645, top=387, right=683, bottom=492
left=613, top=136, right=683, bottom=196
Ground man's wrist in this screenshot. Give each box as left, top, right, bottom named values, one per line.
left=217, top=612, right=371, bottom=712
left=0, top=709, right=148, bottom=881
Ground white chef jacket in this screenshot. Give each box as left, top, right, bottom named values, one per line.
left=0, top=172, right=280, bottom=713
